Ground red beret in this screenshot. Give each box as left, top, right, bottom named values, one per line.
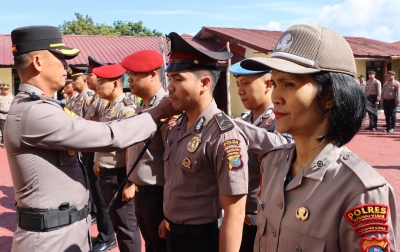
left=93, top=64, right=126, bottom=79
left=121, top=50, right=164, bottom=73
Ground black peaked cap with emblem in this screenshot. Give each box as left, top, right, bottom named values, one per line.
left=86, top=56, right=107, bottom=74
left=166, top=32, right=233, bottom=72
left=69, top=65, right=87, bottom=79
left=11, top=26, right=80, bottom=60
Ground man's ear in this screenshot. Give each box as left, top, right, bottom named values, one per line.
left=201, top=76, right=212, bottom=90
left=31, top=52, right=43, bottom=72
left=150, top=70, right=157, bottom=81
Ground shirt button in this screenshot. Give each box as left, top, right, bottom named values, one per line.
left=278, top=202, right=283, bottom=209
left=343, top=154, right=350, bottom=160
left=271, top=231, right=276, bottom=237
left=295, top=246, right=302, bottom=252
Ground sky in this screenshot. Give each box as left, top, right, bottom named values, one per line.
left=0, top=0, right=399, bottom=42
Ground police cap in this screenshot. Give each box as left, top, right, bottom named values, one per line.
left=165, top=32, right=232, bottom=72
left=69, top=66, right=87, bottom=79
left=86, top=56, right=107, bottom=74
left=229, top=60, right=271, bottom=77
left=11, top=26, right=80, bottom=60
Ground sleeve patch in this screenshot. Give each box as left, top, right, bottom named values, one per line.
left=354, top=223, right=389, bottom=237
left=359, top=236, right=390, bottom=252
left=86, top=100, right=91, bottom=106
left=221, top=139, right=243, bottom=172
left=344, top=204, right=389, bottom=227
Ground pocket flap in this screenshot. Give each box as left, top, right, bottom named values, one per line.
left=279, top=226, right=325, bottom=251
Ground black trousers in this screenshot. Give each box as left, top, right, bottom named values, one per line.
left=383, top=99, right=397, bottom=130
left=135, top=186, right=167, bottom=252
left=0, top=119, right=5, bottom=144
left=239, top=223, right=257, bottom=252
left=166, top=219, right=219, bottom=252
left=100, top=167, right=142, bottom=252
left=367, top=95, right=378, bottom=127
left=81, top=152, right=114, bottom=243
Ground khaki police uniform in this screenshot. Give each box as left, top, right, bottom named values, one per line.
left=95, top=93, right=140, bottom=252
left=0, top=89, right=14, bottom=145
left=255, top=143, right=397, bottom=251
left=83, top=94, right=108, bottom=121
left=365, top=78, right=382, bottom=129
left=5, top=84, right=159, bottom=252
left=70, top=88, right=94, bottom=117
left=382, top=80, right=399, bottom=131
left=162, top=100, right=249, bottom=250
left=65, top=93, right=77, bottom=110
left=126, top=88, right=167, bottom=251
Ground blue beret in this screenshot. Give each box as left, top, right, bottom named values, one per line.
left=229, top=60, right=271, bottom=77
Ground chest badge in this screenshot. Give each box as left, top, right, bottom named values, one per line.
left=187, top=136, right=201, bottom=153
left=67, top=150, right=75, bottom=157
left=182, top=158, right=192, bottom=169
left=264, top=118, right=274, bottom=128
left=296, top=206, right=310, bottom=221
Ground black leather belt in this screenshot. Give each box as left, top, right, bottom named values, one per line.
left=17, top=202, right=90, bottom=232
left=135, top=185, right=163, bottom=193
left=99, top=167, right=125, bottom=175
left=164, top=218, right=217, bottom=235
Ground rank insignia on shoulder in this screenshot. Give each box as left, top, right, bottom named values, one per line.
left=182, top=158, right=192, bottom=169
left=359, top=236, right=390, bottom=252
left=194, top=116, right=205, bottom=133
left=296, top=206, right=310, bottom=221
left=214, top=113, right=234, bottom=132
left=149, top=95, right=157, bottom=107
left=354, top=223, right=389, bottom=237
left=110, top=107, right=115, bottom=115
left=123, top=97, right=134, bottom=106
left=187, top=136, right=201, bottom=153
left=123, top=111, right=135, bottom=118
left=344, top=204, right=389, bottom=227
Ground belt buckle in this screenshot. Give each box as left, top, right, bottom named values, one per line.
left=165, top=219, right=171, bottom=231
left=135, top=186, right=139, bottom=193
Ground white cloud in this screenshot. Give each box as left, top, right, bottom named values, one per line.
left=312, top=0, right=400, bottom=42
left=256, top=21, right=282, bottom=31
left=111, top=10, right=204, bottom=15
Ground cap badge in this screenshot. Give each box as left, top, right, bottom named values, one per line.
left=182, top=158, right=192, bottom=169
left=276, top=33, right=293, bottom=51
left=194, top=59, right=199, bottom=64
left=296, top=206, right=310, bottom=221
left=187, top=136, right=201, bottom=153
left=11, top=44, right=17, bottom=53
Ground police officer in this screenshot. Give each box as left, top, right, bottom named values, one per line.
left=63, top=72, right=77, bottom=109
left=241, top=24, right=397, bottom=251
left=0, top=83, right=14, bottom=148
left=6, top=25, right=178, bottom=252
left=358, top=74, right=366, bottom=91
left=158, top=32, right=249, bottom=252
left=81, top=56, right=115, bottom=249
left=365, top=70, right=382, bottom=131
left=70, top=65, right=94, bottom=116
left=382, top=70, right=399, bottom=133
left=121, top=50, right=168, bottom=252
left=92, top=64, right=139, bottom=252
left=229, top=62, right=275, bottom=252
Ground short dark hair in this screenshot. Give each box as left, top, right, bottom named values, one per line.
left=190, top=66, right=221, bottom=91
left=313, top=71, right=367, bottom=147
left=14, top=53, right=31, bottom=71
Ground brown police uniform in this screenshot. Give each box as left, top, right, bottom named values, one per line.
left=95, top=93, right=140, bottom=252
left=6, top=84, right=159, bottom=252
left=65, top=93, right=77, bottom=110
left=0, top=86, right=14, bottom=145
left=382, top=80, right=399, bottom=131
left=255, top=143, right=397, bottom=251
left=83, top=94, right=108, bottom=121
left=70, top=87, right=94, bottom=117
left=365, top=78, right=382, bottom=129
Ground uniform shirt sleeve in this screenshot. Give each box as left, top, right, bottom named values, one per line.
left=339, top=183, right=397, bottom=251
left=377, top=80, right=382, bottom=100
left=211, top=128, right=249, bottom=196
left=20, top=100, right=156, bottom=151
left=233, top=118, right=290, bottom=155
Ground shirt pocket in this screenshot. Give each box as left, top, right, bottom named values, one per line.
left=179, top=156, right=205, bottom=192
left=279, top=226, right=325, bottom=252
left=59, top=150, right=77, bottom=166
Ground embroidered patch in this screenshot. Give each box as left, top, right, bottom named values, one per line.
left=344, top=204, right=389, bottom=227
left=167, top=114, right=181, bottom=130
left=86, top=100, right=91, bottom=106
left=295, top=206, right=310, bottom=221
left=354, top=223, right=389, bottom=237
left=221, top=139, right=243, bottom=172
left=359, top=236, right=390, bottom=252
left=187, top=136, right=201, bottom=153
left=276, top=33, right=293, bottom=51
left=123, top=111, right=135, bottom=118
left=264, top=118, right=273, bottom=128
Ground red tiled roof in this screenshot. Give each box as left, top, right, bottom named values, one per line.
left=0, top=34, right=242, bottom=66
left=196, top=27, right=400, bottom=58
left=392, top=41, right=400, bottom=46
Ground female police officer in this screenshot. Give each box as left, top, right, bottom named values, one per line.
left=241, top=24, right=397, bottom=251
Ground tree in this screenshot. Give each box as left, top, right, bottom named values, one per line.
left=59, top=13, right=162, bottom=36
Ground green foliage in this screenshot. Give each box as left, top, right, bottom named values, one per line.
left=59, top=13, right=162, bottom=36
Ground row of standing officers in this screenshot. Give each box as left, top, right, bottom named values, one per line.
left=4, top=23, right=398, bottom=252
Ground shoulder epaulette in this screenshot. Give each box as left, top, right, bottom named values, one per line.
left=261, top=143, right=295, bottom=159
left=340, top=151, right=386, bottom=190
left=213, top=112, right=234, bottom=133
left=123, top=97, right=134, bottom=107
